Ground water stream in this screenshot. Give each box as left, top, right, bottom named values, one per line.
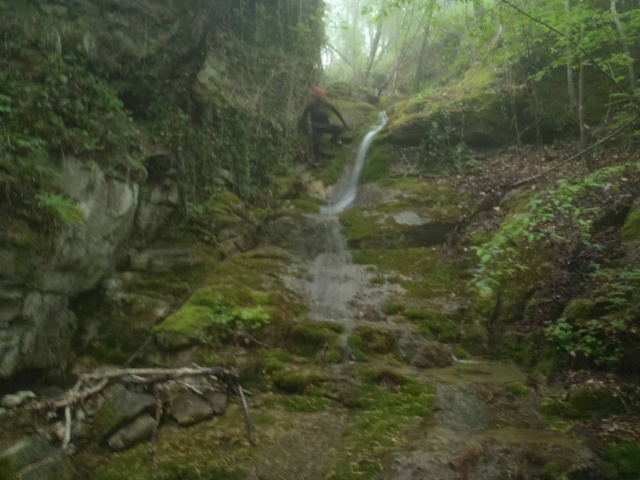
left=299, top=112, right=598, bottom=478
left=302, top=111, right=393, bottom=352
left=321, top=111, right=388, bottom=215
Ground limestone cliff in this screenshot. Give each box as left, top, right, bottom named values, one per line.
left=0, top=0, right=323, bottom=378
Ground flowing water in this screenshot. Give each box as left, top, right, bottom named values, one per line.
left=298, top=112, right=599, bottom=479
left=322, top=111, right=388, bottom=215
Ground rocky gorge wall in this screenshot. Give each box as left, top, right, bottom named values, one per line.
left=0, top=0, right=323, bottom=380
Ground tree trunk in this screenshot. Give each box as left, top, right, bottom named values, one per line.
left=566, top=0, right=578, bottom=111
left=610, top=0, right=637, bottom=93
left=413, top=0, right=436, bottom=92
left=364, top=18, right=383, bottom=83
left=578, top=27, right=592, bottom=171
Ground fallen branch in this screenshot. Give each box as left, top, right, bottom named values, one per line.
left=12, top=365, right=254, bottom=451
left=235, top=376, right=256, bottom=446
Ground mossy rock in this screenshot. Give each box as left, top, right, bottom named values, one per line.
left=542, top=387, right=627, bottom=420
left=283, top=395, right=329, bottom=413
left=499, top=330, right=554, bottom=369
left=280, top=322, right=343, bottom=359
left=403, top=309, right=459, bottom=343
left=602, top=440, right=640, bottom=479
left=271, top=369, right=327, bottom=394
left=351, top=325, right=397, bottom=355
left=383, top=83, right=518, bottom=148
left=562, top=298, right=611, bottom=322
left=505, top=382, right=532, bottom=396
left=347, top=334, right=370, bottom=362
left=205, top=191, right=251, bottom=229
left=339, top=177, right=466, bottom=249
left=359, top=143, right=391, bottom=184
left=153, top=285, right=272, bottom=349
left=622, top=202, right=640, bottom=242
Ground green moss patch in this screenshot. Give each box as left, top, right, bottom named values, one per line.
left=541, top=387, right=627, bottom=420
left=338, top=178, right=465, bottom=249
left=271, top=369, right=328, bottom=394
left=153, top=249, right=300, bottom=349
left=351, top=325, right=397, bottom=355
left=505, top=382, right=532, bottom=396
left=602, top=440, right=640, bottom=479
left=359, top=143, right=391, bottom=184
left=326, top=367, right=436, bottom=479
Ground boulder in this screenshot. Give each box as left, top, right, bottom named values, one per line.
left=108, top=414, right=158, bottom=451
left=92, top=384, right=156, bottom=439
left=397, top=332, right=453, bottom=368
left=0, top=438, right=74, bottom=480
left=205, top=391, right=229, bottom=415
left=170, top=392, right=214, bottom=426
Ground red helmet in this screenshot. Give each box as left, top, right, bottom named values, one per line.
left=311, top=86, right=326, bottom=99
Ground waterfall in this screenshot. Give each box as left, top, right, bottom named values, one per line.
left=321, top=111, right=388, bottom=215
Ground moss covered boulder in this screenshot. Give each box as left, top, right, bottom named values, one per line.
left=622, top=200, right=640, bottom=243
left=0, top=438, right=74, bottom=480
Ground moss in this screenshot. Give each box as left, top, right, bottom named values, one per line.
left=289, top=195, right=323, bottom=213
left=382, top=303, right=405, bottom=316
left=541, top=388, right=627, bottom=420
left=283, top=322, right=342, bottom=357
left=453, top=346, right=470, bottom=359
left=460, top=229, right=493, bottom=246
left=352, top=325, right=397, bottom=355
left=347, top=334, right=370, bottom=362
left=562, top=298, right=611, bottom=321
left=359, top=143, right=391, bottom=184
left=284, top=395, right=329, bottom=413
left=205, top=191, right=250, bottom=229
left=352, top=248, right=465, bottom=300
left=499, top=331, right=552, bottom=369
left=622, top=204, right=640, bottom=242
left=337, top=177, right=465, bottom=249
left=505, top=382, right=532, bottom=396
left=327, top=373, right=436, bottom=479
left=153, top=286, right=272, bottom=349
left=403, top=309, right=458, bottom=342
left=271, top=369, right=326, bottom=394
left=602, top=440, right=640, bottom=479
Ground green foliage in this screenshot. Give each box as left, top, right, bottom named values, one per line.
left=0, top=20, right=138, bottom=236
left=548, top=267, right=640, bottom=367
left=35, top=192, right=84, bottom=226
left=472, top=163, right=639, bottom=298
left=327, top=369, right=436, bottom=479
left=419, top=110, right=472, bottom=173
left=153, top=287, right=273, bottom=348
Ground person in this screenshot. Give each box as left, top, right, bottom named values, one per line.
left=299, top=86, right=350, bottom=166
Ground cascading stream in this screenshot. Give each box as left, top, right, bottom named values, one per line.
left=321, top=111, right=388, bottom=215
left=304, top=111, right=392, bottom=350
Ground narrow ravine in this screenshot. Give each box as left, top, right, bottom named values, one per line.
left=297, top=113, right=600, bottom=479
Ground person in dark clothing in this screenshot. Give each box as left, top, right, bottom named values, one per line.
left=299, top=86, right=350, bottom=166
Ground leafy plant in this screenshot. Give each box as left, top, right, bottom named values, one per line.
left=472, top=163, right=639, bottom=297
left=419, top=110, right=472, bottom=173
left=35, top=192, right=84, bottom=226
left=547, top=267, right=640, bottom=367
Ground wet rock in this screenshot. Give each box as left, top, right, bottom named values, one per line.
left=0, top=288, right=22, bottom=324
left=205, top=391, right=229, bottom=415
left=397, top=332, right=452, bottom=368
left=108, top=414, right=157, bottom=451
left=1, top=293, right=76, bottom=378
left=129, top=248, right=199, bottom=273
left=170, top=392, right=214, bottom=426
left=92, top=384, right=156, bottom=438
left=0, top=437, right=74, bottom=480
left=622, top=199, right=640, bottom=242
